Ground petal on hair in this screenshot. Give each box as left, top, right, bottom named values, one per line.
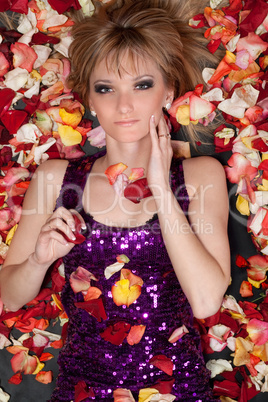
left=189, top=94, right=216, bottom=121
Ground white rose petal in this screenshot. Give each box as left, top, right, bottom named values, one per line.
left=54, top=35, right=73, bottom=58
left=42, top=71, right=58, bottom=86
left=104, top=262, right=125, bottom=279
left=206, top=359, right=233, bottom=378
left=24, top=80, right=41, bottom=98
left=34, top=137, right=56, bottom=165
left=18, top=27, right=38, bottom=45
left=0, top=387, right=10, bottom=402
left=4, top=67, right=29, bottom=91
left=16, top=123, right=43, bottom=143
left=33, top=45, right=52, bottom=69
left=17, top=15, right=34, bottom=34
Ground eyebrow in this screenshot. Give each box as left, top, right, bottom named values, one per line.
left=93, top=75, right=155, bottom=85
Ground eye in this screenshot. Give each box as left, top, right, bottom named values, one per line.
left=94, top=85, right=113, bottom=94
left=135, top=80, right=154, bottom=90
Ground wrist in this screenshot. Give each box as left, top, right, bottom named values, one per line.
left=28, top=253, right=51, bottom=271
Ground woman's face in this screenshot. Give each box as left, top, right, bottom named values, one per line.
left=88, top=54, right=174, bottom=143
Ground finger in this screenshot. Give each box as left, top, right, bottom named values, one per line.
left=44, top=229, right=73, bottom=247
left=69, top=209, right=87, bottom=231
left=44, top=217, right=76, bottom=242
left=158, top=114, right=171, bottom=140
left=149, top=115, right=159, bottom=147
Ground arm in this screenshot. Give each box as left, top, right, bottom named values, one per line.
left=0, top=159, right=81, bottom=311
left=148, top=116, right=230, bottom=319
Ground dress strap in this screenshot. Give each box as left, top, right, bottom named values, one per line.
left=55, top=151, right=105, bottom=212
left=169, top=158, right=189, bottom=214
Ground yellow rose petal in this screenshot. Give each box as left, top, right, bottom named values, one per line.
left=176, top=105, right=190, bottom=125
left=236, top=195, right=250, bottom=216
left=248, top=275, right=267, bottom=288
left=138, top=388, right=159, bottom=402
left=32, top=356, right=45, bottom=375
left=58, top=124, right=82, bottom=146
left=6, top=224, right=18, bottom=246
left=59, top=107, right=82, bottom=128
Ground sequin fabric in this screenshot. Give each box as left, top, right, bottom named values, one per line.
left=50, top=152, right=218, bottom=402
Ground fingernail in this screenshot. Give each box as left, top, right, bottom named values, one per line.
left=151, top=115, right=155, bottom=122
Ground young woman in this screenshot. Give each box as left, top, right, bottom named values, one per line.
left=0, top=1, right=230, bottom=400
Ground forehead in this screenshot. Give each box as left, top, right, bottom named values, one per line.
left=91, top=51, right=164, bottom=81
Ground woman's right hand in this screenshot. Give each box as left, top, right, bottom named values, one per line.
left=32, top=207, right=86, bottom=267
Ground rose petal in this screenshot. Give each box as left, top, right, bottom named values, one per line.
left=149, top=355, right=173, bottom=376
left=70, top=266, right=97, bottom=293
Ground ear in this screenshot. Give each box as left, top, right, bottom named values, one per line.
left=166, top=88, right=175, bottom=104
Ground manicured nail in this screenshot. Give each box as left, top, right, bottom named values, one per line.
left=151, top=115, right=155, bottom=123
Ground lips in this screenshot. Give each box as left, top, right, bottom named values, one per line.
left=114, top=119, right=139, bottom=127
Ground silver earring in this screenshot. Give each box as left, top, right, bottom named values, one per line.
left=165, top=102, right=172, bottom=111
left=91, top=110, right=97, bottom=117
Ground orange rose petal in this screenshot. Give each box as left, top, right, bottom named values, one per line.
left=112, top=279, right=142, bottom=307
left=35, top=370, right=53, bottom=384
left=105, top=163, right=128, bottom=185
left=128, top=167, right=144, bottom=182
left=84, top=286, right=102, bottom=301
left=127, top=325, right=146, bottom=345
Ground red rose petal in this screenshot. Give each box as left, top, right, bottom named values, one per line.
left=124, top=178, right=152, bottom=204
left=61, top=214, right=85, bottom=244
left=100, top=321, right=131, bottom=345
left=0, top=88, right=16, bottom=118
left=1, top=110, right=28, bottom=134
left=75, top=298, right=107, bottom=322
left=149, top=354, right=174, bottom=376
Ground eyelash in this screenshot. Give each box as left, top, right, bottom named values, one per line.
left=94, top=80, right=154, bottom=94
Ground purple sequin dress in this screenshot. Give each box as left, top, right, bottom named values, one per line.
left=50, top=152, right=217, bottom=402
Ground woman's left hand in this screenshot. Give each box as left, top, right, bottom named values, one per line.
left=147, top=114, right=173, bottom=195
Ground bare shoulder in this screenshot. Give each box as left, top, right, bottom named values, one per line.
left=22, top=158, right=69, bottom=214
left=182, top=156, right=226, bottom=197
left=33, top=158, right=69, bottom=182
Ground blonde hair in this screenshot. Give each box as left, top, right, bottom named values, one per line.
left=68, top=0, right=222, bottom=145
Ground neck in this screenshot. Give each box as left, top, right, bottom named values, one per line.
left=102, top=135, right=152, bottom=175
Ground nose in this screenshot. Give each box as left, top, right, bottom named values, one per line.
left=116, top=92, right=134, bottom=115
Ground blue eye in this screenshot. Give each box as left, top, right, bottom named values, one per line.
left=135, top=80, right=154, bottom=90
left=94, top=85, right=113, bottom=93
